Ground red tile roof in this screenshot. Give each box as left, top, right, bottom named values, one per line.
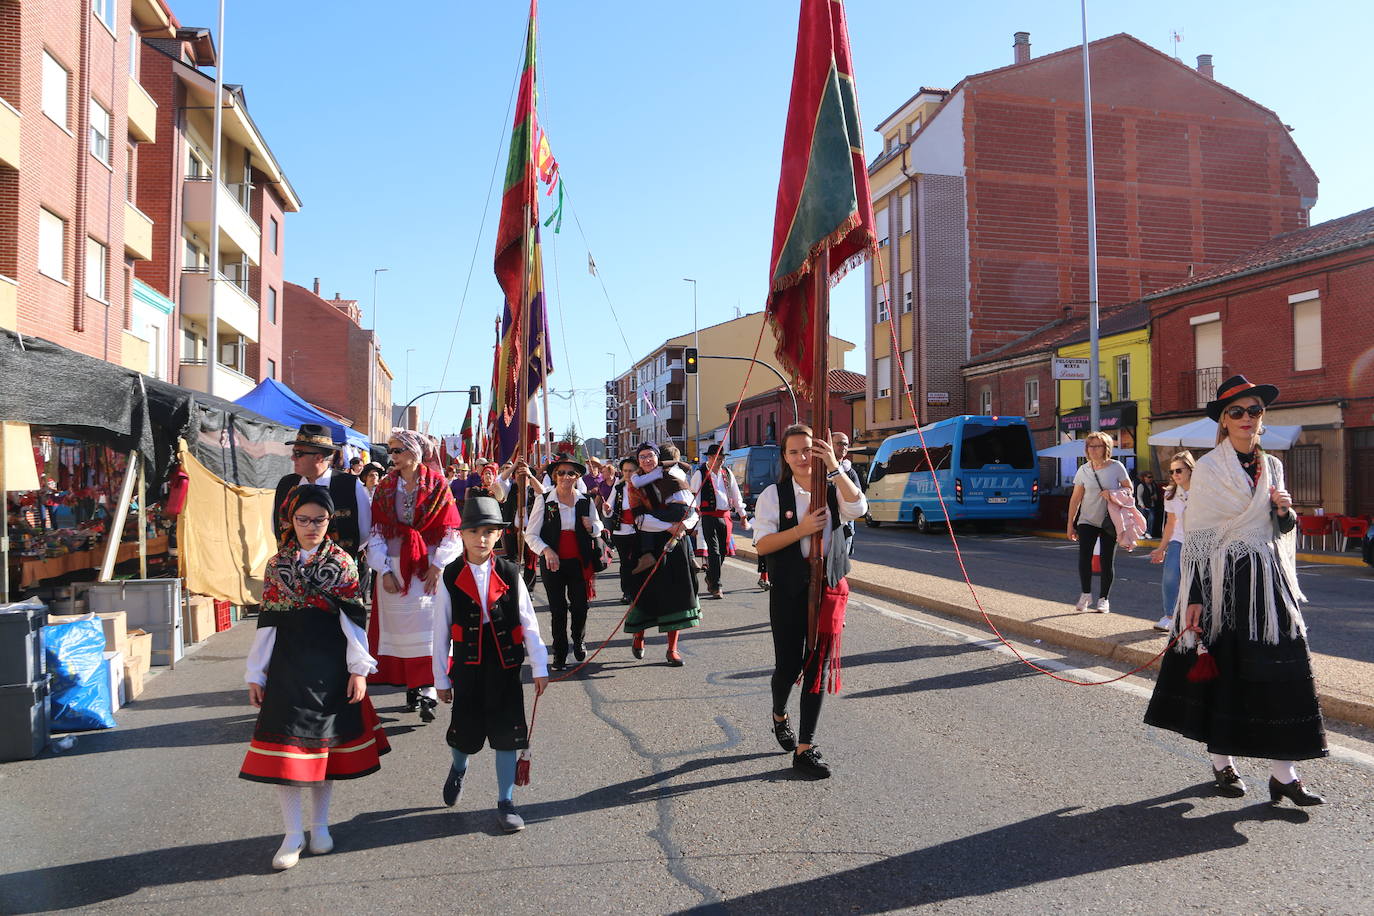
left=1145, top=206, right=1374, bottom=299
left=828, top=368, right=866, bottom=393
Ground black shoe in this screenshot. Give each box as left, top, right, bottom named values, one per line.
left=418, top=696, right=437, bottom=723
left=497, top=800, right=525, bottom=833
left=1269, top=776, right=1326, bottom=806
left=620, top=594, right=632, bottom=605
left=1212, top=765, right=1247, bottom=798
left=757, top=575, right=771, bottom=591
left=551, top=654, right=568, bottom=671
left=572, top=641, right=587, bottom=662
left=792, top=746, right=831, bottom=779
left=631, top=634, right=645, bottom=659
left=442, top=766, right=466, bottom=807
left=771, top=715, right=797, bottom=752
left=404, top=688, right=420, bottom=712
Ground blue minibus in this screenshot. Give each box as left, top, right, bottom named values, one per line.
left=865, top=416, right=1039, bottom=531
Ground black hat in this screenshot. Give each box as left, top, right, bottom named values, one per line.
left=360, top=462, right=385, bottom=477
left=545, top=451, right=587, bottom=478
left=288, top=423, right=341, bottom=452
left=1205, top=374, right=1279, bottom=422
left=705, top=443, right=723, bottom=457
left=285, top=484, right=334, bottom=517
left=460, top=493, right=505, bottom=530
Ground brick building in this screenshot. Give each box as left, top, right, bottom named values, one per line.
left=1, top=0, right=176, bottom=367
left=282, top=279, right=392, bottom=441
left=863, top=32, right=1317, bottom=444
left=724, top=368, right=866, bottom=449
left=1147, top=207, right=1374, bottom=516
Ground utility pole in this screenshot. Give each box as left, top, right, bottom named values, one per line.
left=371, top=267, right=389, bottom=330
left=206, top=0, right=226, bottom=396
left=1081, top=0, right=1102, bottom=432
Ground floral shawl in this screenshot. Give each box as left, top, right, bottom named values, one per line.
left=370, top=464, right=460, bottom=593
left=260, top=538, right=365, bottom=629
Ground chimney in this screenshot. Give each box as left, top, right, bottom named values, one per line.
left=1196, top=54, right=1214, bottom=79
left=312, top=278, right=320, bottom=295
left=1013, top=31, right=1031, bottom=64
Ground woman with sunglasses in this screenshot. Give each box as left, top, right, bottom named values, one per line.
left=1150, top=451, right=1195, bottom=631
left=365, top=429, right=462, bottom=721
left=1065, top=430, right=1131, bottom=612
left=1144, top=376, right=1327, bottom=806
left=524, top=453, right=604, bottom=670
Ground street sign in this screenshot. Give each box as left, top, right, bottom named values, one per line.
left=926, top=391, right=950, bottom=405
left=1053, top=357, right=1090, bottom=380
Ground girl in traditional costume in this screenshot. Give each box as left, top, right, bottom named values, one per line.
left=240, top=485, right=390, bottom=870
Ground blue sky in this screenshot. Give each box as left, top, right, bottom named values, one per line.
left=173, top=0, right=1372, bottom=441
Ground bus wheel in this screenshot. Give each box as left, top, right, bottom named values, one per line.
left=913, top=509, right=931, bottom=534
left=864, top=513, right=880, bottom=528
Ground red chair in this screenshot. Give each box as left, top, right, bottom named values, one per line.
left=1334, top=515, right=1370, bottom=552
left=1295, top=514, right=1333, bottom=552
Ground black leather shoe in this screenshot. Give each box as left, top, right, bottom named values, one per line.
left=772, top=715, right=797, bottom=752
left=792, top=746, right=831, bottom=779
left=404, top=688, right=420, bottom=712
left=1269, top=776, right=1326, bottom=806
left=631, top=634, right=645, bottom=659
left=551, top=654, right=568, bottom=671
left=620, top=594, right=632, bottom=604
left=442, top=766, right=466, bottom=807
left=572, top=641, right=587, bottom=662
left=1212, top=765, right=1247, bottom=797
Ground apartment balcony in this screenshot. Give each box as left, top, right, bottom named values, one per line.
left=124, top=202, right=154, bottom=261
left=178, top=358, right=254, bottom=400
left=180, top=268, right=260, bottom=343
left=0, top=276, right=17, bottom=331
left=1179, top=366, right=1225, bottom=410
left=126, top=76, right=157, bottom=143
left=0, top=97, right=19, bottom=169
left=182, top=177, right=261, bottom=265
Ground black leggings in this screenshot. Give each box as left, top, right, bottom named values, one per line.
left=769, top=586, right=827, bottom=745
left=1076, top=522, right=1117, bottom=597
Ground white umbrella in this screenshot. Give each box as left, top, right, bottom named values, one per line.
left=1037, top=440, right=1088, bottom=459
left=1147, top=417, right=1302, bottom=450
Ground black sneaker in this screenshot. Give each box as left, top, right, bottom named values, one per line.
left=419, top=696, right=437, bottom=723
left=572, top=641, right=587, bottom=662
left=792, top=746, right=831, bottom=780
left=442, top=766, right=466, bottom=807
left=771, top=715, right=797, bottom=752
left=497, top=800, right=525, bottom=833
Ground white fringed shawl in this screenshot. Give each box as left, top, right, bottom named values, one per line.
left=1174, top=439, right=1306, bottom=650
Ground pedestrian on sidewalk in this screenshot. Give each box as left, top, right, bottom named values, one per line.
left=753, top=424, right=867, bottom=780
left=1150, top=451, right=1194, bottom=631
left=240, top=485, right=390, bottom=871
left=1134, top=471, right=1162, bottom=540
left=365, top=429, right=462, bottom=722
left=1144, top=375, right=1328, bottom=807
left=433, top=493, right=549, bottom=833
left=525, top=453, right=604, bottom=670
left=1065, top=431, right=1130, bottom=613
left=624, top=442, right=701, bottom=665
left=690, top=443, right=749, bottom=600
left=604, top=457, right=641, bottom=603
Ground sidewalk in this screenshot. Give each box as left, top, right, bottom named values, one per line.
left=1025, top=528, right=1369, bottom=568
left=733, top=538, right=1374, bottom=729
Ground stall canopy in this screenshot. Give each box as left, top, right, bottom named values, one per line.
left=1148, top=418, right=1302, bottom=450
left=235, top=378, right=371, bottom=450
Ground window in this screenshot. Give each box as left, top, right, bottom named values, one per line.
left=267, top=358, right=277, bottom=380
left=874, top=355, right=891, bottom=399
left=182, top=326, right=202, bottom=361
left=39, top=209, right=65, bottom=279
left=1288, top=444, right=1321, bottom=504
left=85, top=238, right=107, bottom=300
left=93, top=0, right=114, bottom=29
left=267, top=286, right=278, bottom=323
left=1116, top=355, right=1130, bottom=401
left=898, top=192, right=909, bottom=235
left=979, top=388, right=992, bottom=415
left=961, top=423, right=1036, bottom=470
left=129, top=26, right=139, bottom=76
left=1192, top=319, right=1222, bottom=408
left=877, top=208, right=889, bottom=248
left=1026, top=377, right=1040, bottom=417
left=875, top=288, right=890, bottom=324
left=42, top=51, right=69, bottom=128
left=90, top=99, right=111, bottom=165
left=269, top=216, right=279, bottom=254
left=902, top=349, right=914, bottom=391
left=902, top=270, right=913, bottom=313
left=885, top=133, right=898, bottom=154
left=1292, top=298, right=1322, bottom=371
left=184, top=239, right=205, bottom=270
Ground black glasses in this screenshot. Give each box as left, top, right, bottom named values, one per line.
left=293, top=515, right=330, bottom=528
left=1170, top=468, right=1189, bottom=475
left=555, top=470, right=580, bottom=478
left=387, top=447, right=408, bottom=455
left=292, top=450, right=327, bottom=459
left=1224, top=405, right=1265, bottom=420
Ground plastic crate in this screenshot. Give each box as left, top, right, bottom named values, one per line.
left=0, top=600, right=48, bottom=686
left=0, top=675, right=51, bottom=761
left=214, top=599, right=232, bottom=633
left=85, top=579, right=183, bottom=666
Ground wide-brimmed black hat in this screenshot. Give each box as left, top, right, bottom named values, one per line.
left=1205, top=374, right=1279, bottom=422
left=545, top=451, right=587, bottom=478
left=460, top=494, right=505, bottom=530
left=288, top=422, right=341, bottom=452
left=705, top=443, right=723, bottom=457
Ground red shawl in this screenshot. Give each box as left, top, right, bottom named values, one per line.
left=371, top=465, right=460, bottom=594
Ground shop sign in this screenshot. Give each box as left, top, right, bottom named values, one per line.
left=926, top=391, right=950, bottom=405
left=1053, top=357, right=1091, bottom=380
left=1060, top=402, right=1138, bottom=433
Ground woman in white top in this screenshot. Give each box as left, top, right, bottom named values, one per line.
left=524, top=453, right=604, bottom=670
left=1149, top=450, right=1194, bottom=631
left=1064, top=431, right=1131, bottom=613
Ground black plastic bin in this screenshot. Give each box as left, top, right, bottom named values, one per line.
left=0, top=601, right=48, bottom=686
left=0, top=675, right=51, bottom=762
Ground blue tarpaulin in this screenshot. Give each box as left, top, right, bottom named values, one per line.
left=234, top=378, right=371, bottom=450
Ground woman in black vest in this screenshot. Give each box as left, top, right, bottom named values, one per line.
left=524, top=453, right=603, bottom=670
left=753, top=424, right=867, bottom=780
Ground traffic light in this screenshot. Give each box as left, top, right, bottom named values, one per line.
left=685, top=347, right=699, bottom=374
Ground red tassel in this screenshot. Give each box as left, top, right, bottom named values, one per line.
left=1188, top=643, right=1219, bottom=683
left=514, top=748, right=532, bottom=786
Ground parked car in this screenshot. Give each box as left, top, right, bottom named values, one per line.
left=721, top=444, right=781, bottom=512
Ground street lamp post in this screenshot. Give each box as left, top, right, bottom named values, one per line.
left=683, top=278, right=699, bottom=459
left=371, top=267, right=389, bottom=331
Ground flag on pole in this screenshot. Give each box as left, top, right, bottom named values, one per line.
left=460, top=409, right=474, bottom=463
left=765, top=0, right=875, bottom=399
left=587, top=252, right=597, bottom=276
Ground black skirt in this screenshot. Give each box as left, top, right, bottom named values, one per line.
left=254, top=605, right=363, bottom=749
left=1144, top=555, right=1327, bottom=761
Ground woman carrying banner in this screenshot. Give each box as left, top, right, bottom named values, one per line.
left=1144, top=375, right=1327, bottom=806
left=240, top=485, right=390, bottom=870
left=624, top=442, right=700, bottom=665
left=753, top=424, right=866, bottom=780
left=365, top=429, right=462, bottom=721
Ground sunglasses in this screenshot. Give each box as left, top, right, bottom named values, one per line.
left=555, top=470, right=580, bottom=477
left=293, top=515, right=330, bottom=527
left=387, top=447, right=408, bottom=455
left=292, top=450, right=327, bottom=459
left=1170, top=468, right=1190, bottom=475
left=1224, top=405, right=1265, bottom=420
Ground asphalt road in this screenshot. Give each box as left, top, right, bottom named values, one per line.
left=3, top=560, right=1372, bottom=914
left=850, top=523, right=1374, bottom=664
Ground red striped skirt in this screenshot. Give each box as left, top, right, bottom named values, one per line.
left=239, top=697, right=391, bottom=786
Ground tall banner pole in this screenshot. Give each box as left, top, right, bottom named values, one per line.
left=806, top=248, right=830, bottom=647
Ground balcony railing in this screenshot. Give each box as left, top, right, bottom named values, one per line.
left=1181, top=366, right=1226, bottom=410
left=182, top=176, right=261, bottom=265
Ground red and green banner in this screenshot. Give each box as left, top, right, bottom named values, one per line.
left=459, top=409, right=474, bottom=463
left=765, top=0, right=875, bottom=398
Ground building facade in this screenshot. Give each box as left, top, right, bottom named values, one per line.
left=724, top=369, right=866, bottom=449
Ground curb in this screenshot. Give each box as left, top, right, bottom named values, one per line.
left=735, top=545, right=1374, bottom=729
left=1023, top=529, right=1368, bottom=568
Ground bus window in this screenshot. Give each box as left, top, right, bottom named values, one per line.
left=960, top=425, right=1035, bottom=469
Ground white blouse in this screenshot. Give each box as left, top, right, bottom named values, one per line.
left=523, top=492, right=604, bottom=555
left=752, top=479, right=868, bottom=558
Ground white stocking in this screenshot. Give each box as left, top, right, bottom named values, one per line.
left=1210, top=753, right=1235, bottom=771
left=275, top=785, right=304, bottom=840
left=310, top=781, right=334, bottom=830
left=1270, top=760, right=1298, bottom=784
